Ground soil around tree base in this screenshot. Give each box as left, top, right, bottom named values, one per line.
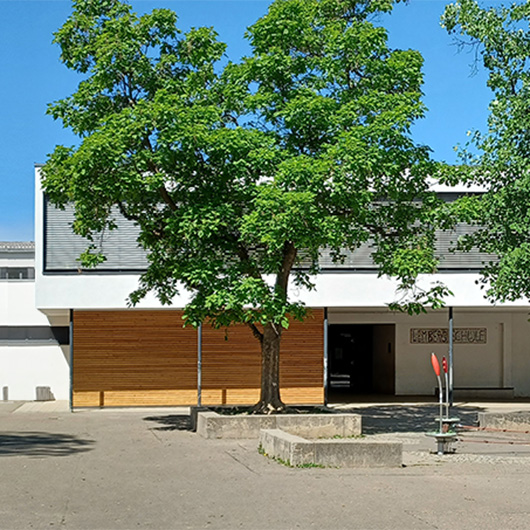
left=207, top=405, right=335, bottom=416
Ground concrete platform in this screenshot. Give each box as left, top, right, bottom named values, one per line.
left=0, top=401, right=26, bottom=413
left=12, top=400, right=70, bottom=413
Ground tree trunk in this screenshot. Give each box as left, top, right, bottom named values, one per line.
left=252, top=322, right=285, bottom=414
left=251, top=241, right=296, bottom=414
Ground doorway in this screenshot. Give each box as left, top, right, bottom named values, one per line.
left=328, top=324, right=395, bottom=399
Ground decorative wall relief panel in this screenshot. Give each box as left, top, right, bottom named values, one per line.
left=410, top=328, right=487, bottom=344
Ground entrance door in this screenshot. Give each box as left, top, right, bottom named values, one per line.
left=328, top=324, right=395, bottom=397
left=371, top=324, right=395, bottom=395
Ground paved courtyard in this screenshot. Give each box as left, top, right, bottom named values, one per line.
left=2, top=401, right=530, bottom=529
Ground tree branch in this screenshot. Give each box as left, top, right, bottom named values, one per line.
left=118, top=202, right=142, bottom=222
left=276, top=241, right=297, bottom=294
left=140, top=135, right=179, bottom=213
left=236, top=242, right=263, bottom=280
left=248, top=322, right=264, bottom=343
left=158, top=185, right=178, bottom=212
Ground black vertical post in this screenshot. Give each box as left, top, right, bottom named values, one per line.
left=323, top=307, right=329, bottom=406
left=197, top=322, right=202, bottom=407
left=69, top=309, right=74, bottom=412
left=448, top=306, right=454, bottom=406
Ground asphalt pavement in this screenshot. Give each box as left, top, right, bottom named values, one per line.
left=1, top=401, right=530, bottom=529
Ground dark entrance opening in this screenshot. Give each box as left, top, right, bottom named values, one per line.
left=328, top=324, right=395, bottom=400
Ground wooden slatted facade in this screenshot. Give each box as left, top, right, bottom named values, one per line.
left=202, top=310, right=324, bottom=405
left=279, top=309, right=325, bottom=404
left=73, top=309, right=324, bottom=407
left=73, top=310, right=198, bottom=407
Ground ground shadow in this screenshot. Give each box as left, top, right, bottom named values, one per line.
left=337, top=404, right=484, bottom=434
left=143, top=415, right=192, bottom=431
left=144, top=406, right=484, bottom=435
left=0, top=432, right=94, bottom=457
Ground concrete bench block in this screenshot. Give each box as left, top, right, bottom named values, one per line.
left=259, top=429, right=402, bottom=468
left=479, top=412, right=530, bottom=431
left=313, top=440, right=402, bottom=468
left=197, top=411, right=275, bottom=439
left=260, top=429, right=312, bottom=465
left=196, top=411, right=362, bottom=439
left=276, top=414, right=362, bottom=439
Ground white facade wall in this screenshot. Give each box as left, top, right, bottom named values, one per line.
left=0, top=247, right=70, bottom=402
left=33, top=270, right=530, bottom=311
left=0, top=344, right=70, bottom=401
left=1, top=280, right=51, bottom=326
left=330, top=308, right=530, bottom=397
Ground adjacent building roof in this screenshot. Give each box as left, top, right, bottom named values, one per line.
left=0, top=241, right=35, bottom=252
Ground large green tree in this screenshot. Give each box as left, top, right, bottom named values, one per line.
left=44, top=0, right=442, bottom=413
left=442, top=0, right=530, bottom=302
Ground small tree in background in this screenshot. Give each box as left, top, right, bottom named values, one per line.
left=44, top=0, right=444, bottom=413
left=442, top=0, right=530, bottom=303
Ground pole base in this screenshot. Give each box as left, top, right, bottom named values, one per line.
left=434, top=417, right=460, bottom=433
left=426, top=432, right=458, bottom=455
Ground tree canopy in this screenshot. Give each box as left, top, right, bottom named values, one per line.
left=442, top=0, right=530, bottom=302
left=44, top=0, right=443, bottom=411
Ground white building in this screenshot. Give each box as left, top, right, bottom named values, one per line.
left=0, top=241, right=70, bottom=402
left=33, top=167, right=530, bottom=407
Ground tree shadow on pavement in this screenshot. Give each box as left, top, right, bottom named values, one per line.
left=143, top=415, right=192, bottom=431
left=338, top=405, right=484, bottom=434
left=0, top=432, right=94, bottom=457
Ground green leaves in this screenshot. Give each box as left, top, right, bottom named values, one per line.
left=441, top=1, right=530, bottom=303
left=44, top=0, right=443, bottom=335
left=389, top=282, right=453, bottom=316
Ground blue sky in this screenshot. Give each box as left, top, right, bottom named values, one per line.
left=0, top=0, right=495, bottom=242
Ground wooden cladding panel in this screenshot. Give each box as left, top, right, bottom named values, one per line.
left=201, top=389, right=261, bottom=406
left=202, top=387, right=324, bottom=406
left=202, top=309, right=325, bottom=405
left=201, top=325, right=261, bottom=389
left=201, top=322, right=261, bottom=406
left=73, top=309, right=324, bottom=407
left=73, top=310, right=197, bottom=407
left=279, top=309, right=325, bottom=405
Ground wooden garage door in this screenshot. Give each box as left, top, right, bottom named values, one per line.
left=202, top=309, right=325, bottom=405
left=73, top=310, right=197, bottom=407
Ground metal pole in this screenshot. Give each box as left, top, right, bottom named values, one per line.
left=69, top=309, right=74, bottom=412
left=437, top=374, right=443, bottom=435
left=444, top=370, right=449, bottom=419
left=197, top=322, right=202, bottom=407
left=448, top=307, right=454, bottom=406
left=323, top=308, right=329, bottom=406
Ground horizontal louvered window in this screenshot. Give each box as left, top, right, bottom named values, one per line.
left=0, top=267, right=35, bottom=280
left=0, top=326, right=69, bottom=344
left=44, top=196, right=494, bottom=273
left=44, top=196, right=148, bottom=272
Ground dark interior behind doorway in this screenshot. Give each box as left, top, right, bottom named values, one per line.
left=328, top=324, right=395, bottom=396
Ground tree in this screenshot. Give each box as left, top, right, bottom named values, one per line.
left=441, top=0, right=530, bottom=302
left=43, top=0, right=443, bottom=413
